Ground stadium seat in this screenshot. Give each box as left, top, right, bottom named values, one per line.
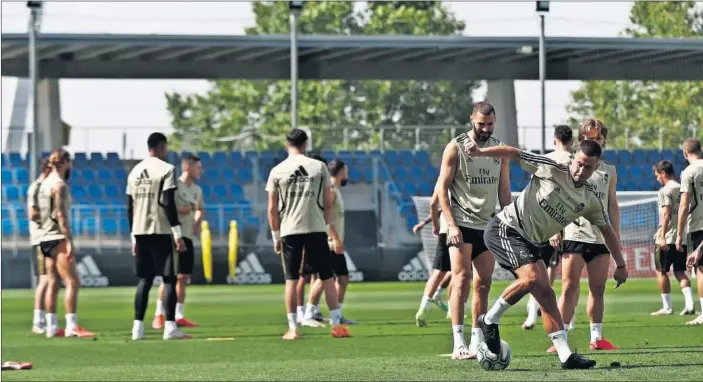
left=197, top=151, right=212, bottom=163
left=394, top=167, right=409, bottom=183
left=88, top=185, right=103, bottom=200
left=408, top=167, right=423, bottom=183
left=631, top=149, right=647, bottom=165
left=424, top=166, right=439, bottom=182
left=104, top=184, right=119, bottom=200
left=221, top=168, right=235, bottom=181
left=399, top=151, right=414, bottom=165
left=415, top=151, right=430, bottom=165
left=602, top=151, right=617, bottom=163
left=229, top=152, right=244, bottom=165
left=239, top=168, right=253, bottom=183
left=71, top=185, right=86, bottom=200
left=103, top=218, right=118, bottom=235
left=3, top=185, right=20, bottom=201
left=230, top=184, right=244, bottom=201
left=212, top=152, right=227, bottom=164
left=17, top=218, right=29, bottom=236
left=98, top=169, right=113, bottom=182
left=106, top=152, right=120, bottom=166
left=402, top=182, right=418, bottom=196
left=2, top=219, right=14, bottom=236
left=200, top=184, right=212, bottom=199
left=2, top=168, right=12, bottom=182
left=418, top=181, right=433, bottom=196
left=213, top=184, right=228, bottom=201
left=8, top=152, right=24, bottom=167
left=348, top=167, right=362, bottom=183
left=363, top=167, right=374, bottom=183
left=384, top=151, right=400, bottom=166
left=617, top=151, right=633, bottom=165
left=13, top=168, right=29, bottom=183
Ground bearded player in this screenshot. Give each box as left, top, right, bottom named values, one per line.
left=676, top=138, right=703, bottom=326
left=28, top=158, right=52, bottom=334
left=436, top=102, right=512, bottom=359
left=650, top=160, right=695, bottom=316
left=547, top=120, right=620, bottom=352
left=523, top=125, right=573, bottom=330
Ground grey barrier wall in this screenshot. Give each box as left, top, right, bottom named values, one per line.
left=1, top=245, right=430, bottom=289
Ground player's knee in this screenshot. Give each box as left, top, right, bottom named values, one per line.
left=473, top=274, right=491, bottom=292
left=588, top=281, right=606, bottom=298
left=337, top=276, right=349, bottom=287
left=177, top=273, right=189, bottom=284
left=161, top=275, right=177, bottom=284
left=562, top=278, right=579, bottom=294
left=64, top=276, right=80, bottom=290
left=673, top=271, right=688, bottom=281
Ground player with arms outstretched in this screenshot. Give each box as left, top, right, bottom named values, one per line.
left=466, top=139, right=627, bottom=369
left=38, top=149, right=94, bottom=338
left=129, top=133, right=190, bottom=340
left=266, top=129, right=351, bottom=340
left=436, top=102, right=512, bottom=359
left=523, top=125, right=573, bottom=330
left=153, top=153, right=205, bottom=329
left=676, top=138, right=703, bottom=325
left=651, top=160, right=695, bottom=316
left=28, top=158, right=52, bottom=334
left=549, top=120, right=621, bottom=351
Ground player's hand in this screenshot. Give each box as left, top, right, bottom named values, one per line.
left=613, top=265, right=628, bottom=288
left=175, top=238, right=186, bottom=253
left=333, top=239, right=345, bottom=255
left=660, top=243, right=670, bottom=252
left=549, top=232, right=562, bottom=249
left=686, top=248, right=702, bottom=273
left=274, top=239, right=282, bottom=255
left=412, top=222, right=425, bottom=234
left=131, top=244, right=136, bottom=256
left=431, top=223, right=439, bottom=237
left=193, top=221, right=202, bottom=235
left=65, top=240, right=75, bottom=263
left=447, top=224, right=463, bottom=246
left=676, top=235, right=684, bottom=252
left=463, top=139, right=479, bottom=156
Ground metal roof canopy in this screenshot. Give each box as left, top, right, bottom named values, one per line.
left=2, top=33, right=703, bottom=81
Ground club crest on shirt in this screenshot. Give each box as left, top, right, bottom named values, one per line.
left=574, top=203, right=585, bottom=213
left=603, top=173, right=609, bottom=183
left=492, top=157, right=501, bottom=165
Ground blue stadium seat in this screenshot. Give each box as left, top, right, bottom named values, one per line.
left=369, top=150, right=382, bottom=159
left=104, top=184, right=119, bottom=200
left=617, top=151, right=633, bottom=165
left=106, top=152, right=120, bottom=167
left=394, top=167, right=409, bottom=183
left=114, top=168, right=127, bottom=183
left=384, top=151, right=400, bottom=166
left=230, top=184, right=244, bottom=201
left=238, top=168, right=252, bottom=183
left=98, top=169, right=113, bottom=182
left=363, top=167, right=374, bottom=183
left=73, top=152, right=89, bottom=165
left=399, top=151, right=415, bottom=165
left=200, top=184, right=212, bottom=199
left=229, top=152, right=244, bottom=165
left=257, top=167, right=269, bottom=182
left=645, top=150, right=662, bottom=165
left=71, top=185, right=86, bottom=200
left=103, top=218, right=118, bottom=235
left=79, top=169, right=97, bottom=183
left=348, top=167, right=362, bottom=183
left=9, top=152, right=24, bottom=167
left=3, top=185, right=20, bottom=201
left=402, top=182, right=417, bottom=196
left=409, top=167, right=423, bottom=183
left=197, top=152, right=212, bottom=163
left=424, top=166, right=439, bottom=182
left=245, top=216, right=260, bottom=231
left=213, top=184, right=227, bottom=201
left=415, top=151, right=430, bottom=165
left=120, top=218, right=129, bottom=235
left=212, top=152, right=227, bottom=164
left=88, top=184, right=103, bottom=200
left=13, top=168, right=29, bottom=183
left=356, top=154, right=371, bottom=167
left=418, top=181, right=433, bottom=196
left=2, top=219, right=15, bottom=236
left=167, top=152, right=179, bottom=165
left=602, top=150, right=617, bottom=164
left=17, top=218, right=29, bottom=236
left=244, top=151, right=258, bottom=163
left=1, top=156, right=6, bottom=168
left=631, top=149, right=647, bottom=165
left=2, top=168, right=12, bottom=182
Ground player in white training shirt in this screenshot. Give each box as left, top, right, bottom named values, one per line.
left=676, top=138, right=703, bottom=326
left=650, top=160, right=695, bottom=316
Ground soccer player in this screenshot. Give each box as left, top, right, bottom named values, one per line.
left=415, top=189, right=453, bottom=326
left=266, top=129, right=351, bottom=340
left=435, top=102, right=512, bottom=359
left=467, top=139, right=628, bottom=369
left=153, top=153, right=204, bottom=329
left=38, top=149, right=94, bottom=338
left=128, top=133, right=190, bottom=340
left=676, top=137, right=703, bottom=326
left=29, top=158, right=52, bottom=334
left=523, top=125, right=574, bottom=330
left=548, top=121, right=621, bottom=351
left=651, top=160, right=695, bottom=316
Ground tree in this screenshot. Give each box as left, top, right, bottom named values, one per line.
left=165, top=1, right=479, bottom=153
left=566, top=1, right=703, bottom=149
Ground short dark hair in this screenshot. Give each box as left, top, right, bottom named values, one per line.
left=328, top=159, right=346, bottom=177
left=554, top=125, right=573, bottom=144
left=653, top=160, right=675, bottom=176
left=683, top=138, right=702, bottom=155
left=578, top=139, right=602, bottom=158
left=310, top=154, right=327, bottom=164
left=40, top=157, right=51, bottom=172
left=286, top=128, right=308, bottom=148
left=181, top=153, right=201, bottom=163
left=472, top=101, right=495, bottom=117
left=147, top=132, right=168, bottom=149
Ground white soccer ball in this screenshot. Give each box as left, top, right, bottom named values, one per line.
left=476, top=340, right=511, bottom=371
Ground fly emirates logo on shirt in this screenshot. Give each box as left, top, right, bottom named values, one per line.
left=464, top=168, right=498, bottom=185
left=537, top=188, right=585, bottom=228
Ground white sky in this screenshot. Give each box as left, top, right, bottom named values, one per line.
left=0, top=1, right=635, bottom=156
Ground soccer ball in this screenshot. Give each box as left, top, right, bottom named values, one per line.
left=476, top=340, right=511, bottom=371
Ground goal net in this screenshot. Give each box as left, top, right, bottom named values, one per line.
left=412, top=192, right=660, bottom=280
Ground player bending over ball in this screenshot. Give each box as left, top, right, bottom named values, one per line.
left=266, top=129, right=351, bottom=340
left=650, top=160, right=695, bottom=316
left=464, top=138, right=627, bottom=370
left=676, top=138, right=703, bottom=326
left=435, top=102, right=512, bottom=359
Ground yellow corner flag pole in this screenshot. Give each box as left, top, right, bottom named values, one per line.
left=200, top=221, right=213, bottom=283
left=228, top=220, right=239, bottom=282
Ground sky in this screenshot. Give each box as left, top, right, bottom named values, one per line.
left=0, top=1, right=635, bottom=157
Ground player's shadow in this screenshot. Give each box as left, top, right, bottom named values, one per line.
left=603, top=362, right=703, bottom=370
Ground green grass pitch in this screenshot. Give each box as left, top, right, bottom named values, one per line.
left=2, top=279, right=702, bottom=381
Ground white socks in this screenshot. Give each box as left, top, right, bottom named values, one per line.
left=164, top=320, right=177, bottom=333
left=296, top=306, right=304, bottom=318
left=469, top=327, right=483, bottom=349
left=330, top=309, right=342, bottom=325
left=682, top=287, right=694, bottom=310
left=432, top=287, right=445, bottom=300
left=65, top=313, right=78, bottom=329
left=45, top=313, right=57, bottom=329
left=155, top=299, right=164, bottom=316
left=485, top=297, right=512, bottom=325
left=33, top=309, right=45, bottom=326
left=549, top=330, right=573, bottom=363
left=590, top=323, right=603, bottom=342
left=662, top=293, right=672, bottom=310
left=699, top=297, right=703, bottom=313
left=304, top=303, right=315, bottom=320
left=452, top=325, right=467, bottom=348
left=176, top=303, right=185, bottom=320
left=286, top=313, right=297, bottom=330
left=420, top=296, right=431, bottom=311
left=338, top=303, right=344, bottom=315
left=525, top=296, right=539, bottom=325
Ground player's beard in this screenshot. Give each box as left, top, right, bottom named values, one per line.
left=64, top=169, right=71, bottom=181
left=472, top=126, right=492, bottom=143
left=341, top=179, right=348, bottom=187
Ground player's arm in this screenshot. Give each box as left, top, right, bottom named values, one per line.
left=687, top=239, right=703, bottom=272
left=588, top=199, right=628, bottom=285
left=194, top=192, right=205, bottom=224
left=468, top=144, right=521, bottom=163
left=160, top=169, right=184, bottom=244
left=658, top=188, right=672, bottom=247
left=468, top=143, right=564, bottom=180
left=177, top=205, right=192, bottom=215
left=497, top=157, right=512, bottom=208
left=677, top=170, right=693, bottom=250
left=326, top=187, right=341, bottom=242
left=267, top=190, right=280, bottom=235
left=429, top=189, right=440, bottom=228
left=607, top=169, right=621, bottom=239
left=437, top=143, right=463, bottom=245
left=28, top=185, right=41, bottom=223
left=53, top=182, right=72, bottom=243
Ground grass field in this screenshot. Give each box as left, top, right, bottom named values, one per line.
left=2, top=279, right=702, bottom=381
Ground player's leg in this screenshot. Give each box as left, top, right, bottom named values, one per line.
left=152, top=283, right=166, bottom=329
left=652, top=245, right=674, bottom=315
left=481, top=219, right=595, bottom=369
left=296, top=274, right=308, bottom=321
left=52, top=240, right=93, bottom=338
left=557, top=251, right=586, bottom=333
left=672, top=246, right=695, bottom=315
left=448, top=241, right=472, bottom=360
left=42, top=254, right=63, bottom=338
left=469, top=248, right=494, bottom=357
left=434, top=271, right=452, bottom=302
left=523, top=246, right=554, bottom=330
left=133, top=235, right=156, bottom=340
left=174, top=238, right=197, bottom=327
left=281, top=234, right=304, bottom=339
left=332, top=251, right=356, bottom=324
left=302, top=276, right=326, bottom=327
left=306, top=233, right=350, bottom=338
left=31, top=246, right=48, bottom=334
left=156, top=235, right=190, bottom=340
left=686, top=265, right=703, bottom=325
left=417, top=235, right=450, bottom=326
left=585, top=252, right=618, bottom=350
